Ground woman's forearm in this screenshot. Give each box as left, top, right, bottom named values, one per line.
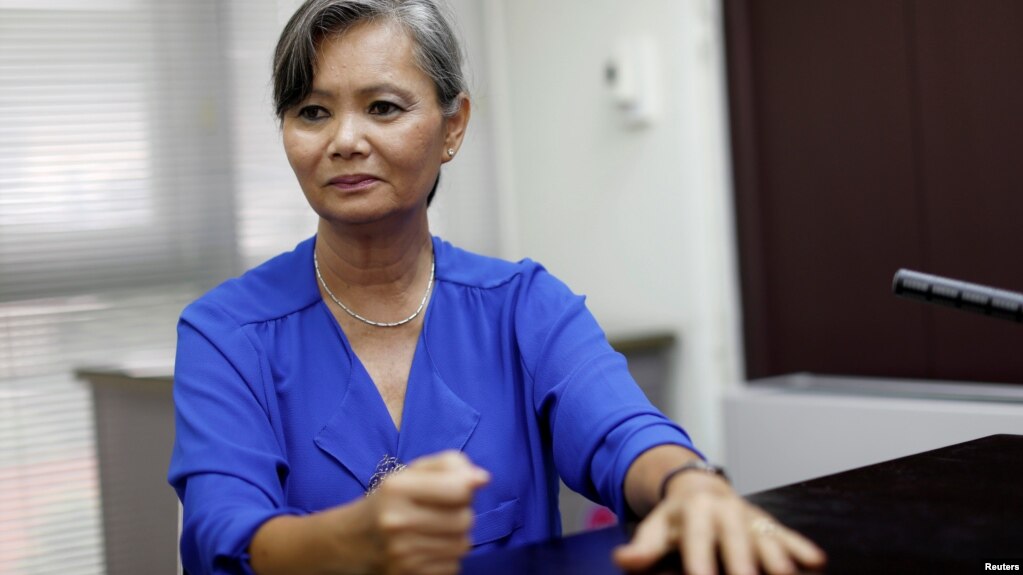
left=248, top=451, right=485, bottom=575
left=250, top=498, right=379, bottom=575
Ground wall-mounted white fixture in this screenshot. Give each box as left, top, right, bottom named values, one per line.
left=605, top=35, right=660, bottom=128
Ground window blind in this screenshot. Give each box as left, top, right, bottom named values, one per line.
left=221, top=0, right=319, bottom=270
left=1, top=0, right=472, bottom=571
left=0, top=1, right=273, bottom=572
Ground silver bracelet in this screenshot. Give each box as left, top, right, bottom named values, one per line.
left=659, top=460, right=729, bottom=500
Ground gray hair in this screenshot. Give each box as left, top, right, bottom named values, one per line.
left=272, top=0, right=467, bottom=121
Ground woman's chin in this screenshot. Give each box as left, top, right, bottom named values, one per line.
left=315, top=204, right=422, bottom=230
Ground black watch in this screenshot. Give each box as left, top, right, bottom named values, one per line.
left=658, top=460, right=729, bottom=500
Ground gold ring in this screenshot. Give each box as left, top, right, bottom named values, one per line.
left=750, top=517, right=778, bottom=536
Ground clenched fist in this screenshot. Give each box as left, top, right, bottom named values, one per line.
left=366, top=451, right=491, bottom=575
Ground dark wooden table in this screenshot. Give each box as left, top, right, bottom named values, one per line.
left=462, top=434, right=1023, bottom=574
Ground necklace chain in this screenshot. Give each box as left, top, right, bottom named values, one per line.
left=314, top=250, right=435, bottom=328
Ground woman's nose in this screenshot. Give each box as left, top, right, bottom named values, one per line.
left=328, top=113, right=370, bottom=158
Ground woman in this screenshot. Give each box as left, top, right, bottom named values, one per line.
left=168, top=1, right=826, bottom=574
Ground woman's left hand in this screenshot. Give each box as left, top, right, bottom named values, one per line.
left=613, top=472, right=826, bottom=575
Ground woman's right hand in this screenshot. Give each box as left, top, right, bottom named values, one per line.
left=366, top=451, right=490, bottom=575
left=249, top=451, right=488, bottom=575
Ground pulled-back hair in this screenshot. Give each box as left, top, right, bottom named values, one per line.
left=272, top=0, right=467, bottom=121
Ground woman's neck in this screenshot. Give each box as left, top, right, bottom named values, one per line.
left=314, top=214, right=433, bottom=298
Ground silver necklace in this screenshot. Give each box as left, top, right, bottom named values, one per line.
left=313, top=250, right=435, bottom=328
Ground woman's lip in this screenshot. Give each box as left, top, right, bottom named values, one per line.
left=327, top=175, right=379, bottom=190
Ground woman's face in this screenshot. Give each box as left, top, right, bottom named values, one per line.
left=282, top=20, right=468, bottom=227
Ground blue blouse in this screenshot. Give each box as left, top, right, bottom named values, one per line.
left=168, top=236, right=698, bottom=574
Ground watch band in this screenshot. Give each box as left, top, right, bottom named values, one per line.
left=659, top=460, right=729, bottom=500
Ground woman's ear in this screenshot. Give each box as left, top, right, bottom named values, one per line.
left=441, top=93, right=471, bottom=163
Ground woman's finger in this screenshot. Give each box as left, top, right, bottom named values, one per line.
left=410, top=450, right=489, bottom=484
left=380, top=454, right=489, bottom=509
left=383, top=531, right=472, bottom=574
left=394, top=555, right=463, bottom=575
left=385, top=471, right=485, bottom=507
left=410, top=450, right=472, bottom=471
left=388, top=531, right=473, bottom=560
left=680, top=502, right=717, bottom=575
left=378, top=502, right=474, bottom=537
left=716, top=503, right=756, bottom=575
left=612, top=507, right=673, bottom=571
left=387, top=549, right=463, bottom=575
left=776, top=525, right=827, bottom=569
left=753, top=529, right=795, bottom=575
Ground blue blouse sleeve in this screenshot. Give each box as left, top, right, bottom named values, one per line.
left=168, top=300, right=304, bottom=574
left=515, top=265, right=702, bottom=520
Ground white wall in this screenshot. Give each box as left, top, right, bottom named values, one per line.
left=725, top=375, right=1023, bottom=494
left=427, top=0, right=504, bottom=256
left=466, top=2, right=1023, bottom=495
left=483, top=0, right=741, bottom=459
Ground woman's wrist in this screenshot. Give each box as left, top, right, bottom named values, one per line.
left=624, top=445, right=706, bottom=516
left=658, top=460, right=729, bottom=501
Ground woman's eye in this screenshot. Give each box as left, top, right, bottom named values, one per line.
left=297, top=106, right=328, bottom=121
left=368, top=101, right=401, bottom=116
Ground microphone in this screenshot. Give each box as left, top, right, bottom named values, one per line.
left=892, top=269, right=1023, bottom=323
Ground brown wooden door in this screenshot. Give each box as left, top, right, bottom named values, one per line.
left=726, top=0, right=1023, bottom=383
